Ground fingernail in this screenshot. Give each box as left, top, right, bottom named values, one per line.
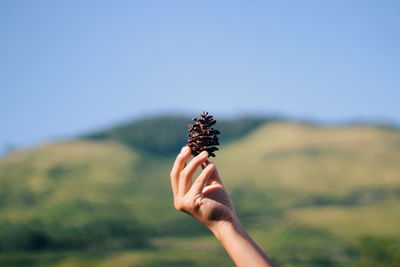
left=200, top=151, right=208, bottom=157
left=181, top=146, right=190, bottom=154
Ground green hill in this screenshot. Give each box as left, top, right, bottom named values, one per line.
left=83, top=115, right=277, bottom=156
left=0, top=141, right=150, bottom=251
left=217, top=123, right=400, bottom=234
left=1, top=120, right=399, bottom=266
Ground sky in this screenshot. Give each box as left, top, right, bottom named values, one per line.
left=1, top=0, right=399, bottom=150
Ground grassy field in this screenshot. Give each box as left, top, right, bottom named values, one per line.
left=0, top=121, right=399, bottom=266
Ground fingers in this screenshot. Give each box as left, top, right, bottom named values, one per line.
left=170, top=146, right=191, bottom=197
left=201, top=160, right=224, bottom=186
left=178, top=151, right=208, bottom=196
left=201, top=159, right=210, bottom=170
left=210, top=166, right=224, bottom=185
left=202, top=183, right=223, bottom=194
left=189, top=162, right=216, bottom=195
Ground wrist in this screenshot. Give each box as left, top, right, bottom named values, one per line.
left=208, top=216, right=244, bottom=241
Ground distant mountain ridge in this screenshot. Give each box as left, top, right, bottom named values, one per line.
left=82, top=115, right=282, bottom=156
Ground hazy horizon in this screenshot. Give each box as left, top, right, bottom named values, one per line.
left=1, top=110, right=398, bottom=157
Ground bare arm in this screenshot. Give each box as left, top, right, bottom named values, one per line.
left=170, top=146, right=274, bottom=267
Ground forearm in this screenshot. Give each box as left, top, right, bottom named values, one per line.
left=209, top=217, right=274, bottom=267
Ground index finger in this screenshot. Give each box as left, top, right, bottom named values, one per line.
left=170, top=146, right=191, bottom=197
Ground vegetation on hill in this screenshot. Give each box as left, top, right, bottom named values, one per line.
left=0, top=141, right=150, bottom=252
left=1, top=118, right=399, bottom=266
left=83, top=115, right=278, bottom=156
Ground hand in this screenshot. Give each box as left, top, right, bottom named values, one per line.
left=170, top=146, right=236, bottom=228
left=170, top=146, right=274, bottom=267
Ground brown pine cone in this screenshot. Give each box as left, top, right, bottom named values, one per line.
left=187, top=111, right=220, bottom=157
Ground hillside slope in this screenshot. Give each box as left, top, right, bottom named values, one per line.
left=0, top=141, right=150, bottom=250
left=1, top=122, right=399, bottom=266
left=216, top=122, right=400, bottom=238
left=218, top=122, right=400, bottom=191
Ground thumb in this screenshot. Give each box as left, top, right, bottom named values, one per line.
left=190, top=162, right=216, bottom=195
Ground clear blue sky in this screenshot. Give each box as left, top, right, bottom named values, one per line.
left=1, top=0, right=399, bottom=150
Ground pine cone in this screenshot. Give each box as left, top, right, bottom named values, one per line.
left=187, top=111, right=221, bottom=157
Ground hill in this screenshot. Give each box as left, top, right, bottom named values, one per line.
left=217, top=123, right=400, bottom=234
left=0, top=120, right=400, bottom=266
left=0, top=141, right=150, bottom=251
left=83, top=115, right=277, bottom=156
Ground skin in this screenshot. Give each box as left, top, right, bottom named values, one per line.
left=170, top=145, right=274, bottom=267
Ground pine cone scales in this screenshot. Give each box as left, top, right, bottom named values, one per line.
left=187, top=112, right=220, bottom=157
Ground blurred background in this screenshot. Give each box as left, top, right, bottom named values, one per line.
left=0, top=0, right=399, bottom=266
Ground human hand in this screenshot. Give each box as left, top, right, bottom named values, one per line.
left=170, top=146, right=274, bottom=267
left=170, top=146, right=237, bottom=228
